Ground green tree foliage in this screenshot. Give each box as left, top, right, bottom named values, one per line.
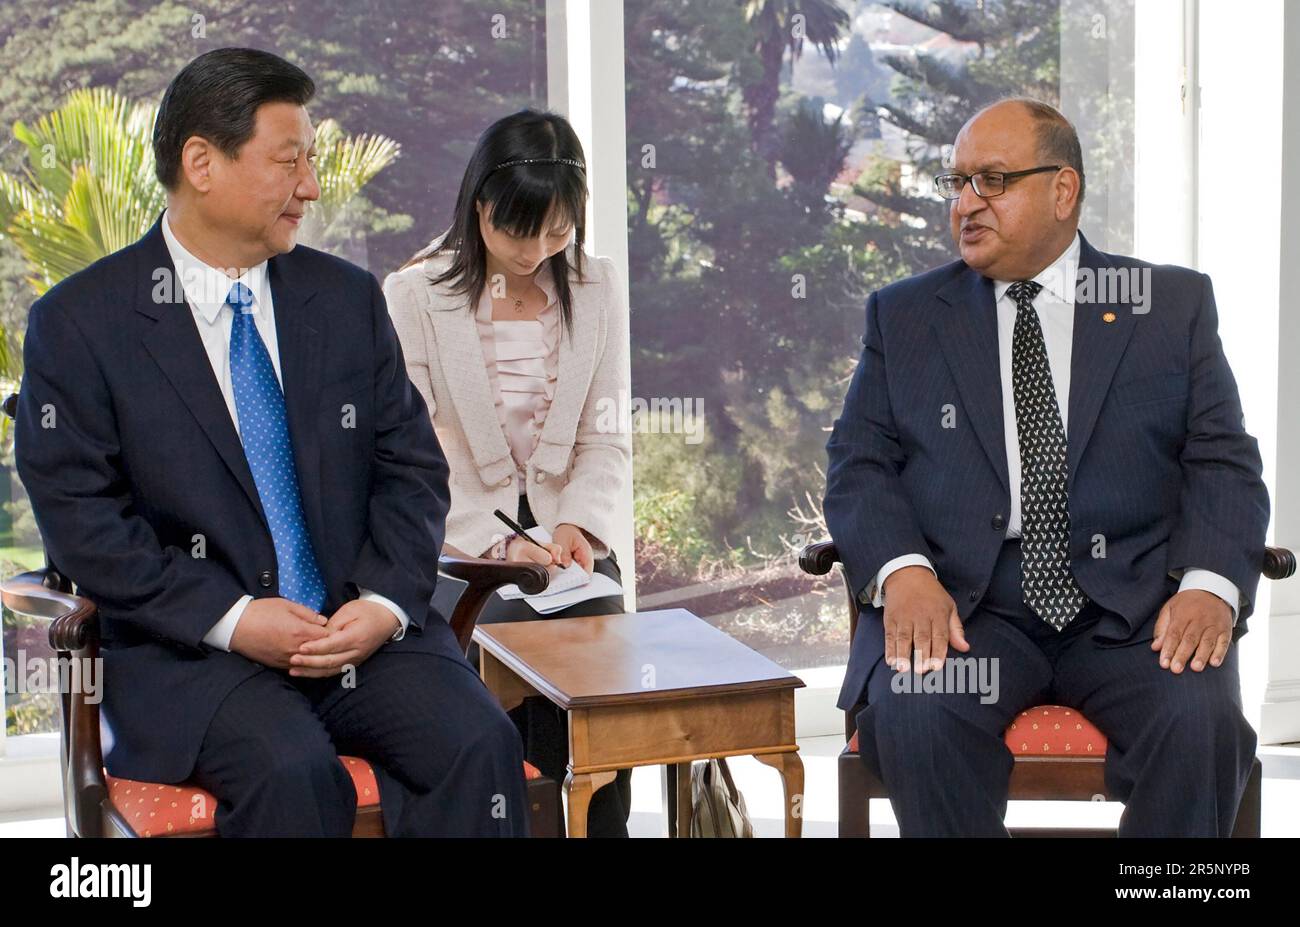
left=854, top=0, right=1063, bottom=271
left=626, top=0, right=906, bottom=576
left=0, top=86, right=399, bottom=352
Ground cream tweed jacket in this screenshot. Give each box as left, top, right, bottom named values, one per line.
left=383, top=245, right=631, bottom=559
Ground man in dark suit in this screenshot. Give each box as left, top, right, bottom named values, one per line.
left=824, top=97, right=1269, bottom=836
left=15, top=47, right=527, bottom=836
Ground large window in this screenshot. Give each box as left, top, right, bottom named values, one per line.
left=624, top=0, right=1135, bottom=670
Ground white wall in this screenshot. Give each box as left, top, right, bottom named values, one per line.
left=1196, top=0, right=1288, bottom=738
left=547, top=0, right=637, bottom=607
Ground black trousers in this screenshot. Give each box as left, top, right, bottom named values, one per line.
left=438, top=494, right=634, bottom=838
left=189, top=616, right=529, bottom=837
left=854, top=538, right=1257, bottom=837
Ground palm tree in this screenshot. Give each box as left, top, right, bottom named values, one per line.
left=0, top=87, right=399, bottom=376
left=740, top=0, right=851, bottom=172
left=779, top=96, right=853, bottom=207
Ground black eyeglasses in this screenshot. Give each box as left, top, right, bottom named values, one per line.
left=933, top=165, right=1062, bottom=200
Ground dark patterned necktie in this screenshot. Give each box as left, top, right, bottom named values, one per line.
left=1009, top=280, right=1087, bottom=630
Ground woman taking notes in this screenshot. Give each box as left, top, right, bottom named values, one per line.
left=384, top=110, right=633, bottom=836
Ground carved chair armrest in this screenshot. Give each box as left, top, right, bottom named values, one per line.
left=1, top=568, right=107, bottom=837
left=437, top=554, right=550, bottom=655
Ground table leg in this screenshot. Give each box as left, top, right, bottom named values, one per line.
left=675, top=762, right=694, bottom=837
left=664, top=764, right=678, bottom=837
left=563, top=769, right=616, bottom=838
left=755, top=751, right=805, bottom=838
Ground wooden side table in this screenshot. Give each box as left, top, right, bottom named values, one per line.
left=474, top=608, right=806, bottom=837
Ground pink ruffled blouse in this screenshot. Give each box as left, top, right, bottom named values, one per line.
left=475, top=264, right=560, bottom=489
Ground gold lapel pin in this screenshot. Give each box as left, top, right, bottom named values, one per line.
left=1102, top=311, right=1116, bottom=323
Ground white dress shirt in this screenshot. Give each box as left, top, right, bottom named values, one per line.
left=869, top=231, right=1241, bottom=622
left=161, top=211, right=409, bottom=650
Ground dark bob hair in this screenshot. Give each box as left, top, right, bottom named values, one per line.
left=403, top=109, right=588, bottom=333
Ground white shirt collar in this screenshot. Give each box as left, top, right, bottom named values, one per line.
left=161, top=209, right=270, bottom=324
left=993, top=230, right=1082, bottom=306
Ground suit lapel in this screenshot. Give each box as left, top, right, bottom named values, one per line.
left=430, top=301, right=514, bottom=470
left=933, top=268, right=1010, bottom=494
left=135, top=217, right=331, bottom=540
left=267, top=251, right=325, bottom=546
left=135, top=217, right=268, bottom=527
left=1065, top=233, right=1138, bottom=491
left=933, top=234, right=1140, bottom=497
left=533, top=288, right=597, bottom=461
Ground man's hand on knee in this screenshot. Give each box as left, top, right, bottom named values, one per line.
left=882, top=566, right=969, bottom=674
left=1152, top=589, right=1232, bottom=674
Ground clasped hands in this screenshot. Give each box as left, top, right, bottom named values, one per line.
left=229, top=596, right=400, bottom=678
left=881, top=565, right=1233, bottom=675
left=228, top=522, right=598, bottom=676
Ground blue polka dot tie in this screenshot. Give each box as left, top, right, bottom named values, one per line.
left=227, top=282, right=327, bottom=612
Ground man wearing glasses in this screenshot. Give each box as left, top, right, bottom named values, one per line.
left=824, top=97, right=1268, bottom=836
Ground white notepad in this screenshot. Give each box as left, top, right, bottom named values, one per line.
left=495, top=526, right=624, bottom=614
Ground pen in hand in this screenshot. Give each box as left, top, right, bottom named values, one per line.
left=492, top=509, right=564, bottom=564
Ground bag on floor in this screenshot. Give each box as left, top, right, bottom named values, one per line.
left=690, top=757, right=754, bottom=838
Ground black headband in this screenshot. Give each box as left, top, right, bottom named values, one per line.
left=487, top=157, right=586, bottom=177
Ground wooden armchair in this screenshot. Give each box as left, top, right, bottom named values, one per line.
left=0, top=394, right=563, bottom=838
left=2, top=555, right=560, bottom=838
left=798, top=539, right=1298, bottom=838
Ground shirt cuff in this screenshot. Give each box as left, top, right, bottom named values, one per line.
left=867, top=554, right=936, bottom=608
left=358, top=588, right=410, bottom=641
left=1177, top=568, right=1242, bottom=626
left=203, top=595, right=253, bottom=651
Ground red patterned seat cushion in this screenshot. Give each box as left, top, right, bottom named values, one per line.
left=106, top=756, right=543, bottom=836
left=1004, top=705, right=1107, bottom=756
left=846, top=704, right=1108, bottom=758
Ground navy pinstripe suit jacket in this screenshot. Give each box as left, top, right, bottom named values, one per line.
left=824, top=232, right=1270, bottom=711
